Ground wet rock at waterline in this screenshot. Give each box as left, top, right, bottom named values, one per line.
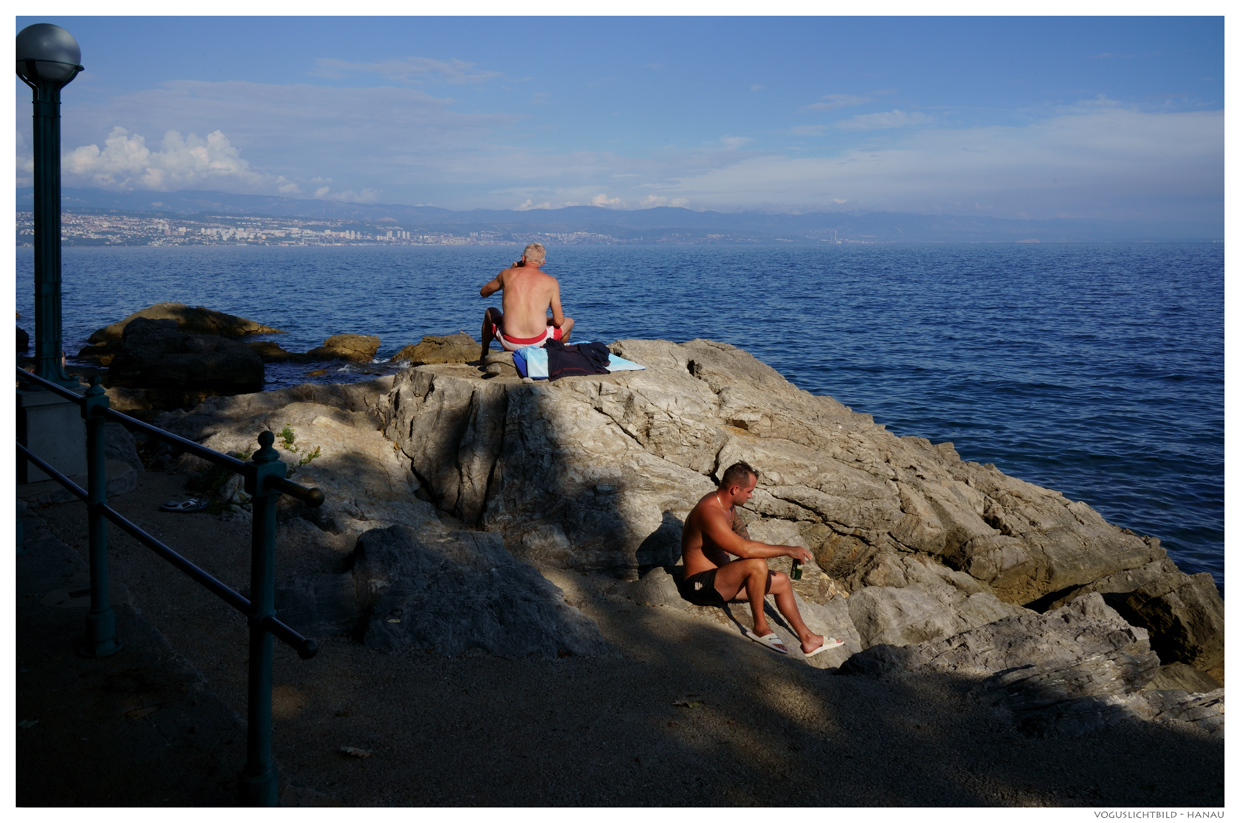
left=391, top=333, right=478, bottom=366
left=305, top=334, right=380, bottom=363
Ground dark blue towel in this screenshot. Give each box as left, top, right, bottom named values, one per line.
left=546, top=340, right=611, bottom=381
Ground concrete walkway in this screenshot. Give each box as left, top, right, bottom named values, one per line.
left=15, top=502, right=331, bottom=807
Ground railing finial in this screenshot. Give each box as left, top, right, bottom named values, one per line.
left=254, top=430, right=278, bottom=464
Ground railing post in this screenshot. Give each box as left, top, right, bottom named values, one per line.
left=237, top=430, right=283, bottom=807
left=80, top=376, right=120, bottom=657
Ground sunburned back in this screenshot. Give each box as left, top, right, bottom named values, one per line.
left=500, top=267, right=558, bottom=339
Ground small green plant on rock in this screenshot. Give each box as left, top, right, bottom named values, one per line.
left=278, top=424, right=298, bottom=452
left=298, top=445, right=321, bottom=466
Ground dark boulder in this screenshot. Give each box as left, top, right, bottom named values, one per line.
left=80, top=302, right=284, bottom=364
left=1125, top=572, right=1225, bottom=684
left=17, top=325, right=29, bottom=353
left=107, top=318, right=264, bottom=408
left=247, top=340, right=297, bottom=363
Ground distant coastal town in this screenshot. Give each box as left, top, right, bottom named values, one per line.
left=15, top=211, right=809, bottom=247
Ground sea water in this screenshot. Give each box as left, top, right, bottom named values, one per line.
left=15, top=243, right=1224, bottom=593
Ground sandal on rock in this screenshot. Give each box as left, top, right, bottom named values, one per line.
left=805, top=637, right=846, bottom=658
left=160, top=498, right=208, bottom=513
left=744, top=629, right=789, bottom=655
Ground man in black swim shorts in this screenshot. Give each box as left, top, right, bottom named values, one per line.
left=683, top=567, right=727, bottom=607
left=680, top=461, right=843, bottom=657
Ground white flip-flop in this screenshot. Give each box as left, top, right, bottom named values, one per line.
left=743, top=629, right=789, bottom=655
left=160, top=498, right=208, bottom=513
left=805, top=637, right=846, bottom=658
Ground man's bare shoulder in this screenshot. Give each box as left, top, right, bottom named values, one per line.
left=690, top=491, right=727, bottom=523
left=689, top=490, right=714, bottom=512
left=531, top=268, right=559, bottom=287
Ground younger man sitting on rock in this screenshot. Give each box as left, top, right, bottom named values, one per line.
left=478, top=243, right=574, bottom=360
left=681, top=461, right=843, bottom=657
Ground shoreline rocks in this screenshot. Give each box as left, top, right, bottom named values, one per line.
left=306, top=334, right=380, bottom=363
left=391, top=333, right=478, bottom=366
left=79, top=302, right=284, bottom=364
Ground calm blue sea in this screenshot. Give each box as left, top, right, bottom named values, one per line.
left=15, top=243, right=1224, bottom=594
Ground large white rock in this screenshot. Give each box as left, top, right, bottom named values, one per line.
left=152, top=339, right=1222, bottom=684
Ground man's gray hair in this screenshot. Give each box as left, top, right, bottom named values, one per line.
left=523, top=242, right=547, bottom=263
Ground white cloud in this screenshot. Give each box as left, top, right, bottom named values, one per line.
left=591, top=193, right=623, bottom=207
left=640, top=195, right=690, bottom=208
left=44, top=80, right=522, bottom=199
left=834, top=110, right=931, bottom=130
left=719, top=136, right=753, bottom=150
left=802, top=93, right=870, bottom=112
left=59, top=126, right=300, bottom=193
left=314, top=186, right=379, bottom=203
left=515, top=199, right=552, bottom=210
left=311, top=56, right=502, bottom=85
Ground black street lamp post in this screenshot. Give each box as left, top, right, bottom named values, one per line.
left=16, top=24, right=88, bottom=486
left=17, top=23, right=83, bottom=388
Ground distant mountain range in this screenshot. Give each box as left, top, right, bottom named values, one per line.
left=17, top=186, right=1221, bottom=243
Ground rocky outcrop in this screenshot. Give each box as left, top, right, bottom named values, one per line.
left=148, top=381, right=611, bottom=659
left=152, top=338, right=1223, bottom=708
left=106, top=318, right=264, bottom=409
left=377, top=338, right=1220, bottom=679
left=306, top=334, right=379, bottom=363
left=18, top=325, right=29, bottom=352
left=382, top=339, right=1164, bottom=591
left=392, top=333, right=478, bottom=365
left=838, top=594, right=1221, bottom=737
left=1125, top=572, right=1225, bottom=684
left=80, top=302, right=283, bottom=364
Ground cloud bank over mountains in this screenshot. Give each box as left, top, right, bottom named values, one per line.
left=34, top=100, right=1220, bottom=224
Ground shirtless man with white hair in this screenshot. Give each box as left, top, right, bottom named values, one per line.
left=479, top=243, right=574, bottom=360
left=681, top=461, right=844, bottom=657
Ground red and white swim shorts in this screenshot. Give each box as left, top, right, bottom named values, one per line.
left=493, top=323, right=563, bottom=352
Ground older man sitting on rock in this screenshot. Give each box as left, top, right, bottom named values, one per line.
left=478, top=243, right=574, bottom=360
left=681, top=461, right=845, bottom=657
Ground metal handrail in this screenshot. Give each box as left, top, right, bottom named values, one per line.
left=16, top=367, right=324, bottom=805
left=16, top=442, right=318, bottom=659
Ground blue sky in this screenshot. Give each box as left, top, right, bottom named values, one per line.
left=14, top=14, right=1225, bottom=224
